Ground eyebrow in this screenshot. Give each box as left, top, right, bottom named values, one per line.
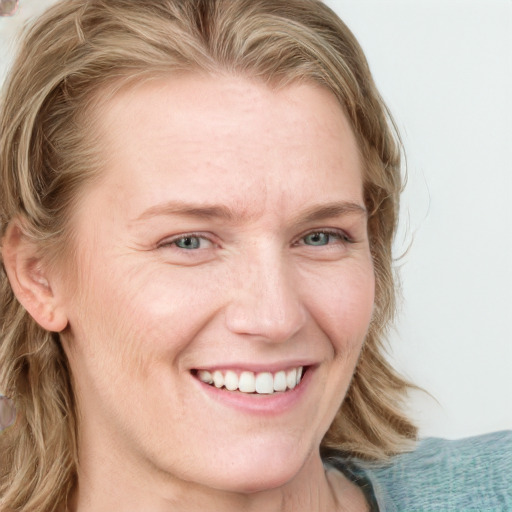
left=135, top=199, right=367, bottom=224
left=297, top=202, right=367, bottom=224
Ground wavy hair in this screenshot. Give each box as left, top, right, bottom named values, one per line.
left=0, top=0, right=417, bottom=510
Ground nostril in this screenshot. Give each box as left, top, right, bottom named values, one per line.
left=224, top=303, right=307, bottom=343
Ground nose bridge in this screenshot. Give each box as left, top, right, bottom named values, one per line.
left=225, top=242, right=306, bottom=342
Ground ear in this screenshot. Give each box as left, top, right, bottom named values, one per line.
left=1, top=221, right=68, bottom=332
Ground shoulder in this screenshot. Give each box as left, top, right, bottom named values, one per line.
left=362, top=431, right=512, bottom=511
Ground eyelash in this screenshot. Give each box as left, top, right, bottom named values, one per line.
left=158, top=229, right=353, bottom=251
left=294, top=229, right=353, bottom=247
left=158, top=232, right=214, bottom=251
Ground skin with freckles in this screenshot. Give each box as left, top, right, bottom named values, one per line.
left=53, top=75, right=374, bottom=511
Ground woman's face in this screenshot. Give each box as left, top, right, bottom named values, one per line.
left=58, top=75, right=375, bottom=496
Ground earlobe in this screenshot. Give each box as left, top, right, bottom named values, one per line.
left=1, top=221, right=68, bottom=333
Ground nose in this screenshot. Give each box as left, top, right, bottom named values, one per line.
left=224, top=248, right=307, bottom=343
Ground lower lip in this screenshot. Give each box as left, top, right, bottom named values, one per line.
left=193, top=367, right=314, bottom=416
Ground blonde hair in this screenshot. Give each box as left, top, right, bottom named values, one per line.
left=0, top=0, right=417, bottom=510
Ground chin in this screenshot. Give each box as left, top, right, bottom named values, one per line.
left=214, top=467, right=299, bottom=495
left=203, top=438, right=314, bottom=494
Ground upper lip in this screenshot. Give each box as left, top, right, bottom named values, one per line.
left=191, top=360, right=317, bottom=374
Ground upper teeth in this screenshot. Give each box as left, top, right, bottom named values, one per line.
left=197, top=367, right=304, bottom=394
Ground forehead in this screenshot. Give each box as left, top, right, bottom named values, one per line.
left=87, top=73, right=363, bottom=221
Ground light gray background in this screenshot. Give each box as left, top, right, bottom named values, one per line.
left=1, top=0, right=511, bottom=439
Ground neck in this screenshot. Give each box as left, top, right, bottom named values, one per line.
left=69, top=447, right=367, bottom=512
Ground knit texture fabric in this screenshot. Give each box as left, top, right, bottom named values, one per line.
left=323, top=430, right=512, bottom=512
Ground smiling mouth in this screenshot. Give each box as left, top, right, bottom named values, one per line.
left=192, top=367, right=306, bottom=395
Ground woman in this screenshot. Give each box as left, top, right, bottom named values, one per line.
left=0, top=1, right=509, bottom=511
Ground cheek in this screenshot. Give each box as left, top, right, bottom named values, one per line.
left=299, top=258, right=375, bottom=350
left=66, top=260, right=223, bottom=376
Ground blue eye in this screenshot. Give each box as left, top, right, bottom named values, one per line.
left=303, top=231, right=343, bottom=246
left=158, top=233, right=215, bottom=252
left=173, top=236, right=203, bottom=249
